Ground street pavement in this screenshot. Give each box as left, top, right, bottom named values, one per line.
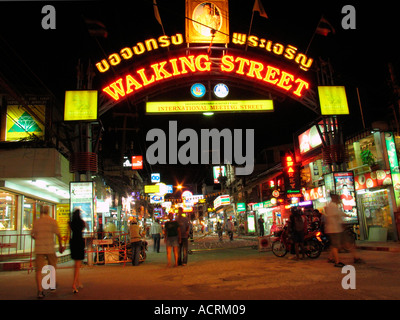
left=0, top=236, right=399, bottom=317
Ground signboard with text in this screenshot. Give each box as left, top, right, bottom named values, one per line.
left=70, top=182, right=94, bottom=232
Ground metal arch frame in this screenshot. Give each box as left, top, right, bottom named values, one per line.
left=97, top=47, right=320, bottom=116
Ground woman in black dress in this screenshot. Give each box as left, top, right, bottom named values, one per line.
left=69, top=209, right=86, bottom=293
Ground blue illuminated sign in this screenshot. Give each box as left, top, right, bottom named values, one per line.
left=190, top=83, right=206, bottom=98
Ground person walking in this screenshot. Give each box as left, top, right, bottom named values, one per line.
left=129, top=217, right=143, bottom=266
left=325, top=194, right=364, bottom=267
left=325, top=194, right=346, bottom=267
left=258, top=216, right=265, bottom=237
left=69, top=208, right=86, bottom=293
left=176, top=207, right=190, bottom=266
left=150, top=219, right=162, bottom=253
left=226, top=218, right=234, bottom=241
left=164, top=212, right=181, bottom=267
left=216, top=220, right=223, bottom=241
left=31, top=205, right=64, bottom=299
left=289, top=207, right=306, bottom=261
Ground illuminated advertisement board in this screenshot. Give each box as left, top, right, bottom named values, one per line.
left=213, top=194, right=230, bottom=208
left=64, top=90, right=98, bottom=121
left=145, top=185, right=160, bottom=193
left=185, top=0, right=229, bottom=44
left=384, top=132, right=400, bottom=207
left=5, top=105, right=46, bottom=141
left=318, top=86, right=349, bottom=115
left=146, top=100, right=274, bottom=114
left=298, top=125, right=323, bottom=155
left=70, top=182, right=94, bottom=232
left=325, top=172, right=358, bottom=224
left=131, top=156, right=143, bottom=169
left=213, top=165, right=226, bottom=183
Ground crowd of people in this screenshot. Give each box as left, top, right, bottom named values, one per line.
left=31, top=194, right=364, bottom=299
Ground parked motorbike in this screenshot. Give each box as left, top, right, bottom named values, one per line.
left=271, top=225, right=322, bottom=259
left=310, top=223, right=356, bottom=252
left=124, top=240, right=148, bottom=263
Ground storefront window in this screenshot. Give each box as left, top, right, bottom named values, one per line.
left=23, top=197, right=55, bottom=230
left=357, top=189, right=395, bottom=240
left=0, top=192, right=17, bottom=230
left=23, top=197, right=36, bottom=230
left=347, top=133, right=384, bottom=175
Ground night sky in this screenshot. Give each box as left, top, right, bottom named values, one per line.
left=0, top=1, right=399, bottom=188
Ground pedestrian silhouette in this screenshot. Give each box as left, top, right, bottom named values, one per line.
left=31, top=205, right=64, bottom=299
left=69, top=208, right=86, bottom=293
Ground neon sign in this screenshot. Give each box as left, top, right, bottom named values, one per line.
left=102, top=54, right=310, bottom=101
left=95, top=34, right=184, bottom=73
left=283, top=154, right=300, bottom=193
left=232, top=33, right=313, bottom=72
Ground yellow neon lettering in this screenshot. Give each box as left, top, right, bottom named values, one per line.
left=158, top=35, right=170, bottom=47
left=145, top=38, right=158, bottom=51
left=171, top=33, right=184, bottom=45
left=266, top=40, right=273, bottom=52
left=151, top=61, right=173, bottom=80
left=234, top=57, right=250, bottom=75
left=96, top=59, right=110, bottom=73
left=103, top=78, right=125, bottom=101
left=263, top=66, right=280, bottom=85
left=247, top=35, right=259, bottom=47
left=277, top=71, right=294, bottom=91
left=293, top=79, right=309, bottom=97
left=221, top=55, right=235, bottom=72
left=109, top=53, right=121, bottom=66
left=102, top=53, right=311, bottom=102
left=195, top=55, right=211, bottom=71
left=125, top=75, right=143, bottom=94
left=247, top=60, right=264, bottom=79
left=133, top=42, right=145, bottom=55
left=137, top=68, right=155, bottom=86
left=179, top=56, right=196, bottom=74
left=120, top=47, right=133, bottom=60
left=169, top=58, right=181, bottom=76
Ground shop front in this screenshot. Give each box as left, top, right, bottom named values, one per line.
left=302, top=185, right=327, bottom=214
left=252, top=200, right=285, bottom=236
left=355, top=170, right=398, bottom=241
left=346, top=129, right=400, bottom=241
left=0, top=148, right=72, bottom=255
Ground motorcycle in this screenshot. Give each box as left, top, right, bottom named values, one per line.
left=271, top=225, right=322, bottom=259
left=125, top=240, right=148, bottom=263
left=309, top=222, right=356, bottom=252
